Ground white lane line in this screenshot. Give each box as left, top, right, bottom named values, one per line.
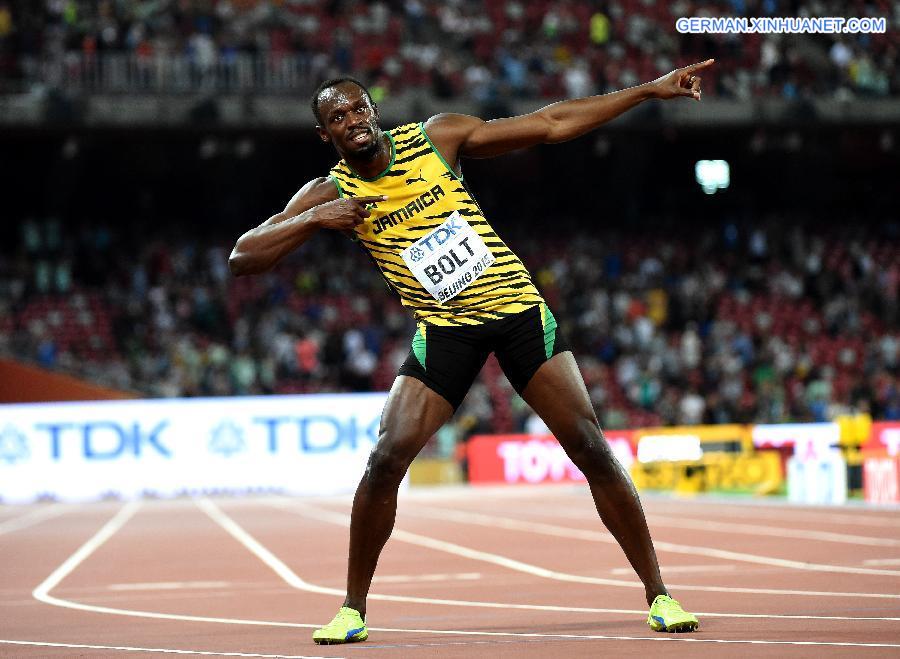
left=402, top=503, right=900, bottom=578
left=33, top=501, right=142, bottom=606
left=373, top=572, right=482, bottom=584
left=610, top=565, right=736, bottom=576
left=355, top=628, right=900, bottom=650
left=0, top=640, right=337, bottom=658
left=522, top=499, right=900, bottom=530
left=194, top=499, right=339, bottom=597
left=645, top=515, right=900, bottom=547
left=8, top=618, right=900, bottom=652
left=0, top=505, right=70, bottom=536
left=863, top=558, right=900, bottom=566
left=274, top=501, right=900, bottom=601
left=248, top=499, right=900, bottom=615
left=26, top=498, right=900, bottom=653
left=644, top=501, right=900, bottom=529
left=108, top=581, right=232, bottom=591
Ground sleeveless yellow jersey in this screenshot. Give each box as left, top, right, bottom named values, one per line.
left=328, top=122, right=543, bottom=326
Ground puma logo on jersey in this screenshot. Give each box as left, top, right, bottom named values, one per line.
left=406, top=169, right=426, bottom=185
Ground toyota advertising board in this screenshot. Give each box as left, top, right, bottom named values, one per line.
left=466, top=431, right=635, bottom=485
left=866, top=421, right=900, bottom=456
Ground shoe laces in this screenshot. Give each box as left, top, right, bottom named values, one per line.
left=335, top=607, right=362, bottom=623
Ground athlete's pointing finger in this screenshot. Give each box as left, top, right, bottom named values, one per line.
left=354, top=195, right=389, bottom=205
left=686, top=58, right=715, bottom=74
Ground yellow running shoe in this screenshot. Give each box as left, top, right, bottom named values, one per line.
left=647, top=595, right=699, bottom=633
left=312, top=606, right=368, bottom=645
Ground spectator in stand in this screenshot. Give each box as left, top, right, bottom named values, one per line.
left=2, top=1, right=898, bottom=99
left=2, top=216, right=897, bottom=433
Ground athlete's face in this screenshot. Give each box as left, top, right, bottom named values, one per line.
left=316, top=83, right=382, bottom=161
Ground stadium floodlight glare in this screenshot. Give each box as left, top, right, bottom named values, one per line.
left=695, top=159, right=730, bottom=194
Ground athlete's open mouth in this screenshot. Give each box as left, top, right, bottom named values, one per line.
left=349, top=129, right=371, bottom=144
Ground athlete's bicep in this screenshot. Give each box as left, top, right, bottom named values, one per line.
left=458, top=113, right=555, bottom=159
left=263, top=177, right=339, bottom=226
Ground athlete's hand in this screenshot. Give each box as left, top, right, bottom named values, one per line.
left=649, top=59, right=714, bottom=101
left=312, top=195, right=388, bottom=230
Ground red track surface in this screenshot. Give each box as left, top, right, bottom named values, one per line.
left=2, top=486, right=900, bottom=657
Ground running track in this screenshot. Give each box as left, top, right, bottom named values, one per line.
left=2, top=486, right=899, bottom=657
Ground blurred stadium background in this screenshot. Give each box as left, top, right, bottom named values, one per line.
left=0, top=0, right=898, bottom=502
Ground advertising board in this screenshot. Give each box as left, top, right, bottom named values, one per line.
left=863, top=457, right=900, bottom=504
left=0, top=393, right=388, bottom=503
left=466, top=431, right=635, bottom=485
left=866, top=421, right=900, bottom=456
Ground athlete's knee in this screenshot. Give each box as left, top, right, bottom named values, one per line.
left=562, top=418, right=619, bottom=480
left=364, top=447, right=408, bottom=490
left=364, top=445, right=410, bottom=489
left=364, top=430, right=419, bottom=489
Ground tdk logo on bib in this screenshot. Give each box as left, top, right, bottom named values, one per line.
left=401, top=211, right=494, bottom=304
left=418, top=214, right=464, bottom=253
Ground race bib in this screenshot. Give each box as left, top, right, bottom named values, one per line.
left=401, top=211, right=495, bottom=304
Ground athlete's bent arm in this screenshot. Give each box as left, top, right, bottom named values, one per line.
left=427, top=59, right=714, bottom=161
left=228, top=177, right=385, bottom=276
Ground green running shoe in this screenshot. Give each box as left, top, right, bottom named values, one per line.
left=312, top=606, right=368, bottom=645
left=647, top=595, right=699, bottom=633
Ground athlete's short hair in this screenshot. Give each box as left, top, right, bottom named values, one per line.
left=311, top=76, right=374, bottom=124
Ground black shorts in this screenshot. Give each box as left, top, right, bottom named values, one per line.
left=398, top=303, right=570, bottom=410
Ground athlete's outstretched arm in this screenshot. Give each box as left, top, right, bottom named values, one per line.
left=427, top=59, right=713, bottom=162
left=229, top=177, right=385, bottom=276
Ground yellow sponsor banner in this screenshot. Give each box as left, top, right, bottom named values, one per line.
left=409, top=458, right=463, bottom=486
left=631, top=451, right=783, bottom=495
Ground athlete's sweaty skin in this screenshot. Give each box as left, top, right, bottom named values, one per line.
left=229, top=59, right=713, bottom=620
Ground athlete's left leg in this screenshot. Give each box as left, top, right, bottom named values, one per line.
left=520, top=351, right=667, bottom=606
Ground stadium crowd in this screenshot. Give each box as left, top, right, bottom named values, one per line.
left=2, top=216, right=897, bottom=434
left=1, top=1, right=898, bottom=99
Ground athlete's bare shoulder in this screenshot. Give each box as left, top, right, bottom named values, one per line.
left=422, top=114, right=486, bottom=172
left=283, top=176, right=339, bottom=216
left=424, top=113, right=484, bottom=136
left=423, top=114, right=484, bottom=144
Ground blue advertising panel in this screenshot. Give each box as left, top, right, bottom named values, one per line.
left=0, top=393, right=388, bottom=503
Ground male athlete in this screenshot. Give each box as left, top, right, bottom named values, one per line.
left=229, top=58, right=714, bottom=644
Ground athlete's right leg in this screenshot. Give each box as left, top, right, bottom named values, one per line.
left=343, top=375, right=453, bottom=618
left=519, top=352, right=668, bottom=606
